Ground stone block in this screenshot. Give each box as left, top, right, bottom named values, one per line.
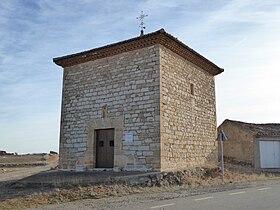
left=59, top=42, right=218, bottom=172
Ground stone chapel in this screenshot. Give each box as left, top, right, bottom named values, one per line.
left=53, top=29, right=223, bottom=171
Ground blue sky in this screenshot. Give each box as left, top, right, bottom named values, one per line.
left=1, top=0, right=280, bottom=153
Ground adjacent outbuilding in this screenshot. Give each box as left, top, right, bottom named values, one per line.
left=218, top=119, right=280, bottom=169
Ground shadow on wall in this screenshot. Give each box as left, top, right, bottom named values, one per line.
left=206, top=141, right=219, bottom=165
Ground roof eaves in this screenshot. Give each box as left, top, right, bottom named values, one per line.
left=223, top=119, right=280, bottom=137
left=160, top=31, right=224, bottom=75
left=53, top=28, right=224, bottom=75
left=53, top=29, right=165, bottom=64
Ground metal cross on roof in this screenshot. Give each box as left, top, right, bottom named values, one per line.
left=136, top=11, right=148, bottom=36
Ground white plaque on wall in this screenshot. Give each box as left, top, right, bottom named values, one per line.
left=124, top=132, right=134, bottom=142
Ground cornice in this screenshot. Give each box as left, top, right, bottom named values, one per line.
left=53, top=29, right=223, bottom=76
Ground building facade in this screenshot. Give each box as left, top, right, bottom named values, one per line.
left=218, top=119, right=280, bottom=168
left=53, top=29, right=223, bottom=171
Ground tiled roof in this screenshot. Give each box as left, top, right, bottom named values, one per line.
left=223, top=119, right=280, bottom=137
left=53, top=28, right=223, bottom=76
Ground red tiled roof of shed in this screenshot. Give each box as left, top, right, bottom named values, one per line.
left=221, top=119, right=280, bottom=138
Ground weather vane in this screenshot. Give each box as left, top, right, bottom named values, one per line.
left=136, top=11, right=148, bottom=36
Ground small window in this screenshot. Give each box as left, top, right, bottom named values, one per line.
left=109, top=140, right=114, bottom=147
left=190, top=83, right=194, bottom=95
left=98, top=141, right=104, bottom=147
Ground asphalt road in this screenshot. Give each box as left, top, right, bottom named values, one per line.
left=31, top=180, right=280, bottom=210
left=145, top=183, right=280, bottom=210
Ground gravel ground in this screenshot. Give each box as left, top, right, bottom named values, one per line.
left=27, top=179, right=280, bottom=210
left=0, top=165, right=53, bottom=182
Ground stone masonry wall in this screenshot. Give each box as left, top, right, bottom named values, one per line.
left=59, top=45, right=161, bottom=170
left=218, top=122, right=255, bottom=165
left=160, top=46, right=218, bottom=171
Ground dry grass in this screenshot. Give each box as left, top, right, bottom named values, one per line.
left=0, top=164, right=276, bottom=210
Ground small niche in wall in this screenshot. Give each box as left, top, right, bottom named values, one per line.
left=190, top=83, right=195, bottom=95
left=101, top=104, right=108, bottom=118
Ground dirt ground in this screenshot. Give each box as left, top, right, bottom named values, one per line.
left=0, top=162, right=278, bottom=210
left=0, top=154, right=58, bottom=182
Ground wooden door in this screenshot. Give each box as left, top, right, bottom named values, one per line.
left=96, top=129, right=114, bottom=168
